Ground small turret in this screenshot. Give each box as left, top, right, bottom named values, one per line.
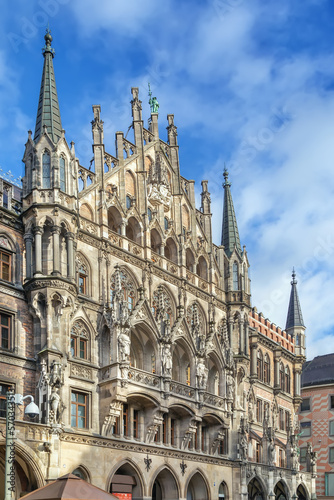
left=285, top=269, right=306, bottom=357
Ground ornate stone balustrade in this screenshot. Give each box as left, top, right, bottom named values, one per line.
left=169, top=381, right=195, bottom=400
left=128, top=367, right=160, bottom=388
left=108, top=230, right=123, bottom=247
left=127, top=240, right=143, bottom=257
left=202, top=392, right=226, bottom=410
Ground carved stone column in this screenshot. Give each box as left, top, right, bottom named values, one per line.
left=120, top=219, right=126, bottom=236
left=294, top=370, right=301, bottom=397
left=33, top=226, right=43, bottom=275
left=51, top=225, right=61, bottom=276
left=66, top=232, right=75, bottom=279
left=239, top=319, right=244, bottom=355
left=24, top=233, right=34, bottom=279
left=250, top=340, right=258, bottom=378
left=244, top=323, right=249, bottom=356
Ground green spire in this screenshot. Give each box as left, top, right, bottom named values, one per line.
left=285, top=269, right=305, bottom=330
left=34, top=28, right=62, bottom=144
left=221, top=167, right=242, bottom=256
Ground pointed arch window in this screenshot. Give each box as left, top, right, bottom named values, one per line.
left=78, top=265, right=87, bottom=295
left=59, top=156, right=66, bottom=192
left=279, top=363, right=285, bottom=391
left=42, top=152, right=51, bottom=188
left=232, top=262, right=239, bottom=290
left=3, top=189, right=8, bottom=209
left=147, top=207, right=152, bottom=222
left=70, top=322, right=89, bottom=360
left=285, top=366, right=290, bottom=394
left=186, top=364, right=191, bottom=386
left=110, top=269, right=136, bottom=311
left=264, top=354, right=270, bottom=384
left=257, top=350, right=263, bottom=381
left=126, top=195, right=132, bottom=210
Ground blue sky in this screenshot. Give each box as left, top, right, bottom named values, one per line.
left=1, top=0, right=334, bottom=358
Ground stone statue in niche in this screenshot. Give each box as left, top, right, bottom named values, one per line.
left=161, top=344, right=172, bottom=377
left=49, top=387, right=61, bottom=423
left=226, top=373, right=235, bottom=399
left=196, top=358, right=208, bottom=389
left=118, top=331, right=131, bottom=362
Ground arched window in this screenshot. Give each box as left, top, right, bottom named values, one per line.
left=232, top=262, right=238, bottom=290
left=126, top=217, right=141, bottom=244
left=219, top=481, right=228, bottom=499
left=147, top=207, right=152, bottom=222
left=110, top=268, right=136, bottom=311
left=78, top=265, right=88, bottom=295
left=42, top=152, right=51, bottom=188
left=70, top=322, right=89, bottom=360
left=164, top=217, right=169, bottom=231
left=279, top=363, right=285, bottom=391
left=152, top=286, right=174, bottom=326
left=186, top=364, right=191, bottom=386
left=264, top=354, right=270, bottom=384
left=72, top=467, right=88, bottom=481
left=59, top=156, right=66, bottom=191
left=186, top=248, right=195, bottom=271
left=257, top=350, right=263, bottom=381
left=3, top=188, right=8, bottom=209
left=164, top=237, right=178, bottom=264
left=196, top=256, right=208, bottom=280
left=285, top=366, right=290, bottom=393
left=126, top=195, right=132, bottom=209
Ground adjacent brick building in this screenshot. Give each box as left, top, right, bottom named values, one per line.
left=299, top=354, right=334, bottom=498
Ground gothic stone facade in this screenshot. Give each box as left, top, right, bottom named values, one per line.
left=0, top=34, right=316, bottom=500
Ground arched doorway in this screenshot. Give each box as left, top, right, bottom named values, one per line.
left=297, top=484, right=308, bottom=500
left=0, top=443, right=42, bottom=498
left=72, top=466, right=90, bottom=482
left=186, top=472, right=209, bottom=500
left=110, top=462, right=143, bottom=499
left=218, top=481, right=228, bottom=499
left=152, top=468, right=179, bottom=500
left=274, top=480, right=288, bottom=499
left=248, top=477, right=265, bottom=500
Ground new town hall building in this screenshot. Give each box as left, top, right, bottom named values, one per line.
left=0, top=31, right=316, bottom=500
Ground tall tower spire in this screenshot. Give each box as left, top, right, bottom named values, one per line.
left=34, top=28, right=62, bottom=143
left=285, top=269, right=306, bottom=358
left=221, top=167, right=241, bottom=256
left=285, top=269, right=304, bottom=330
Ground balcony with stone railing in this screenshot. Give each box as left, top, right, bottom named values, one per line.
left=99, top=365, right=227, bottom=412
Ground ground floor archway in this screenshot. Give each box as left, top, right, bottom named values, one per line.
left=274, top=480, right=288, bottom=499
left=152, top=467, right=179, bottom=500
left=297, top=483, right=308, bottom=500
left=0, top=442, right=43, bottom=499
left=248, top=477, right=265, bottom=500
left=109, top=461, right=143, bottom=499
left=186, top=471, right=209, bottom=500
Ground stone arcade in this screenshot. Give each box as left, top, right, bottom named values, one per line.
left=0, top=31, right=316, bottom=500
